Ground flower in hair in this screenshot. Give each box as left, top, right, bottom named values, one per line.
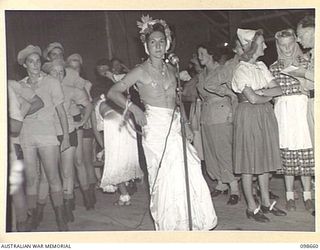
left=137, top=14, right=172, bottom=44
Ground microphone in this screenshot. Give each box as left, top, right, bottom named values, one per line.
left=168, top=53, right=180, bottom=66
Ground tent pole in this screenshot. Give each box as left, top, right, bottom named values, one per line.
left=104, top=12, right=113, bottom=60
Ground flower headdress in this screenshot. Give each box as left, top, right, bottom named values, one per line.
left=137, top=15, right=172, bottom=52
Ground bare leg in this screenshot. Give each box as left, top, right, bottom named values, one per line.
left=38, top=146, right=63, bottom=206
left=11, top=186, right=28, bottom=226
left=115, top=182, right=131, bottom=206
left=22, top=147, right=39, bottom=209
left=61, top=146, right=76, bottom=222
left=301, top=176, right=312, bottom=192
left=61, top=146, right=76, bottom=199
left=285, top=175, right=295, bottom=193
left=38, top=146, right=67, bottom=231
left=38, top=164, right=49, bottom=204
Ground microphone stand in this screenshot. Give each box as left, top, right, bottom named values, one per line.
left=174, top=62, right=193, bottom=231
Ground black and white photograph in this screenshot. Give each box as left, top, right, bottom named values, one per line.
left=5, top=8, right=316, bottom=236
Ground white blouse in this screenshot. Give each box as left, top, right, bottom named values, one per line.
left=232, top=61, right=274, bottom=93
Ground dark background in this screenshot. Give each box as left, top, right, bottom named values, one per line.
left=6, top=9, right=315, bottom=84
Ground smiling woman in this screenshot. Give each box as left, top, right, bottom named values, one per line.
left=232, top=28, right=287, bottom=223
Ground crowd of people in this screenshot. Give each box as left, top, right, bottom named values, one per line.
left=7, top=13, right=315, bottom=232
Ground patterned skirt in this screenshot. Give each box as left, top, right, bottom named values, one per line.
left=274, top=95, right=314, bottom=176
left=278, top=148, right=314, bottom=176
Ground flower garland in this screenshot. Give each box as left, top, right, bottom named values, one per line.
left=137, top=15, right=172, bottom=45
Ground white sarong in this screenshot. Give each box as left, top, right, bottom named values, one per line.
left=142, top=105, right=217, bottom=231
left=100, top=109, right=143, bottom=191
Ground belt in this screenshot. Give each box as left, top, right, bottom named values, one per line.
left=309, top=90, right=314, bottom=99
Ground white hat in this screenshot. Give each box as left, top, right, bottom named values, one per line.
left=67, top=53, right=83, bottom=65
left=17, top=45, right=41, bottom=65
left=43, top=42, right=64, bottom=59
left=237, top=28, right=257, bottom=47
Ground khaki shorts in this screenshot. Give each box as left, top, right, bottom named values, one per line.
left=20, top=134, right=59, bottom=148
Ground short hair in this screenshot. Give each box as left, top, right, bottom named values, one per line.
left=197, top=42, right=220, bottom=61
left=96, top=58, right=111, bottom=68
left=111, top=57, right=122, bottom=64
left=240, top=29, right=264, bottom=62
left=298, top=15, right=315, bottom=28
left=275, top=28, right=296, bottom=40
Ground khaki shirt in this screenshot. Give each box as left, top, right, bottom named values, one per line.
left=197, top=64, right=233, bottom=125
left=19, top=74, right=64, bottom=136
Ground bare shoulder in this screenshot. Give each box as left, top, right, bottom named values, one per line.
left=127, top=64, right=145, bottom=76
left=127, top=62, right=150, bottom=84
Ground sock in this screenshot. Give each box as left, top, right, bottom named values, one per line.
left=303, top=191, right=311, bottom=201
left=286, top=191, right=294, bottom=201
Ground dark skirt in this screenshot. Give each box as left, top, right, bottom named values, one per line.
left=233, top=102, right=281, bottom=175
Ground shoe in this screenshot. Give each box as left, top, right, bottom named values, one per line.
left=63, top=199, right=74, bottom=223
left=312, top=211, right=315, bottom=216
left=261, top=201, right=287, bottom=216
left=227, top=195, right=239, bottom=205
left=304, top=199, right=313, bottom=211
left=35, top=203, right=46, bottom=226
left=53, top=205, right=68, bottom=231
left=113, top=194, right=131, bottom=206
left=246, top=208, right=270, bottom=223
left=113, top=199, right=131, bottom=206
left=211, top=189, right=228, bottom=198
left=286, top=199, right=296, bottom=211
left=269, top=191, right=279, bottom=200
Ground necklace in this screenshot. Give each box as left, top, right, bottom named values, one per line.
left=146, top=59, right=170, bottom=90
left=148, top=58, right=166, bottom=76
